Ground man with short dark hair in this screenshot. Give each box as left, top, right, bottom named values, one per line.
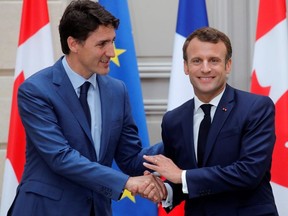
left=144, top=27, right=278, bottom=216
left=8, top=1, right=165, bottom=215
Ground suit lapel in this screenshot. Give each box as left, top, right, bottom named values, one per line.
left=181, top=100, right=198, bottom=166
left=97, top=75, right=113, bottom=161
left=204, top=85, right=235, bottom=165
left=52, top=59, right=95, bottom=152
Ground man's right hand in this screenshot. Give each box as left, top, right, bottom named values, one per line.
left=124, top=175, right=167, bottom=203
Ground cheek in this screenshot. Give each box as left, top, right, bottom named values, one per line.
left=93, top=50, right=102, bottom=58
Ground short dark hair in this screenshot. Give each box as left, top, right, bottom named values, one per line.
left=59, top=0, right=119, bottom=54
left=182, top=27, right=232, bottom=63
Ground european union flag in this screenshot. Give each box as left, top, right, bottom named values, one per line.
left=98, top=1, right=157, bottom=215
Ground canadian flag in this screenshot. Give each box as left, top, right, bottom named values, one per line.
left=251, top=0, right=288, bottom=215
left=0, top=0, right=54, bottom=215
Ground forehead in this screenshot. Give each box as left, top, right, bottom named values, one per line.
left=87, top=25, right=116, bottom=41
left=187, top=38, right=227, bottom=58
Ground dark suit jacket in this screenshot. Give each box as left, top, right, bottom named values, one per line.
left=162, top=84, right=278, bottom=216
left=9, top=57, right=162, bottom=216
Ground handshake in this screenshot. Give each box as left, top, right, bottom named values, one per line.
left=124, top=154, right=183, bottom=203
left=124, top=170, right=166, bottom=203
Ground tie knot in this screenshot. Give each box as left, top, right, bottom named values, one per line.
left=80, top=82, right=91, bottom=95
left=200, top=104, right=212, bottom=116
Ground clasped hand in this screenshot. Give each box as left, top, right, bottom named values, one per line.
left=143, top=154, right=183, bottom=184
left=125, top=173, right=167, bottom=203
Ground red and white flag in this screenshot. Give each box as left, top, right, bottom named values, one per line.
left=251, top=0, right=288, bottom=215
left=0, top=0, right=53, bottom=215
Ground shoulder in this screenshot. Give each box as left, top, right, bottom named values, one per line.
left=228, top=87, right=275, bottom=119
left=234, top=88, right=274, bottom=107
left=19, top=66, right=54, bottom=92
left=20, top=58, right=63, bottom=88
left=164, top=99, right=193, bottom=120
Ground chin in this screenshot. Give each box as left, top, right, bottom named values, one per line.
left=97, top=69, right=110, bottom=75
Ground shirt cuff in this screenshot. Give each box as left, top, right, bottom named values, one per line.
left=182, top=170, right=188, bottom=194
left=161, top=183, right=173, bottom=208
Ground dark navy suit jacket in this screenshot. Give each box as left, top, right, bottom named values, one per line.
left=162, top=85, right=278, bottom=216
left=8, top=57, right=162, bottom=216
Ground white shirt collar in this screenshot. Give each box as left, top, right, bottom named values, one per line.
left=62, top=56, right=97, bottom=91
left=194, top=87, right=226, bottom=112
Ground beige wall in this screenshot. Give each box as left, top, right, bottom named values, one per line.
left=0, top=0, right=265, bottom=207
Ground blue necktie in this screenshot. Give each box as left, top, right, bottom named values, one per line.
left=79, top=82, right=91, bottom=129
left=197, top=104, right=212, bottom=167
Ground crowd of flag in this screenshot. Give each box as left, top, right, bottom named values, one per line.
left=1, top=0, right=287, bottom=216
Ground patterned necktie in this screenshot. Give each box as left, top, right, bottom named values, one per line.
left=197, top=104, right=212, bottom=167
left=79, top=82, right=91, bottom=129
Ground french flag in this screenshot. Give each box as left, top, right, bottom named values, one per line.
left=167, top=0, right=208, bottom=111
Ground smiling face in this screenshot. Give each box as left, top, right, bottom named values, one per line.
left=184, top=38, right=232, bottom=103
left=66, top=25, right=116, bottom=79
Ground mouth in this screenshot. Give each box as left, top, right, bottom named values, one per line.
left=100, top=59, right=109, bottom=64
left=100, top=59, right=110, bottom=69
left=199, top=77, right=214, bottom=82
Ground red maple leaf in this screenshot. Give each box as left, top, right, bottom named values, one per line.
left=251, top=70, right=288, bottom=187
left=272, top=92, right=288, bottom=187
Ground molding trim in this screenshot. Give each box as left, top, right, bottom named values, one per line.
left=144, top=99, right=167, bottom=114
left=138, top=62, right=171, bottom=78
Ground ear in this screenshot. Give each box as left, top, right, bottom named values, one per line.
left=67, top=36, right=78, bottom=53
left=184, top=60, right=189, bottom=75
left=225, top=58, right=232, bottom=75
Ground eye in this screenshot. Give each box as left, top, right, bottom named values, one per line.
left=96, top=41, right=109, bottom=48
left=191, top=58, right=202, bottom=65
left=96, top=38, right=116, bottom=48
left=209, top=58, right=221, bottom=65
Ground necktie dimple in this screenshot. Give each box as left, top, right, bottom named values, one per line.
left=197, top=104, right=212, bottom=167
left=79, top=82, right=91, bottom=129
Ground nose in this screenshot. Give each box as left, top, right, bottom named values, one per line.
left=201, top=61, right=211, bottom=73
left=107, top=42, right=115, bottom=58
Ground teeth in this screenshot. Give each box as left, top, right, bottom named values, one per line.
left=100, top=60, right=108, bottom=63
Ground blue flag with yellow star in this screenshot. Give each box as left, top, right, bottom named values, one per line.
left=98, top=0, right=157, bottom=215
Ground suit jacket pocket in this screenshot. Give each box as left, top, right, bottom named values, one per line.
left=21, top=180, right=63, bottom=201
